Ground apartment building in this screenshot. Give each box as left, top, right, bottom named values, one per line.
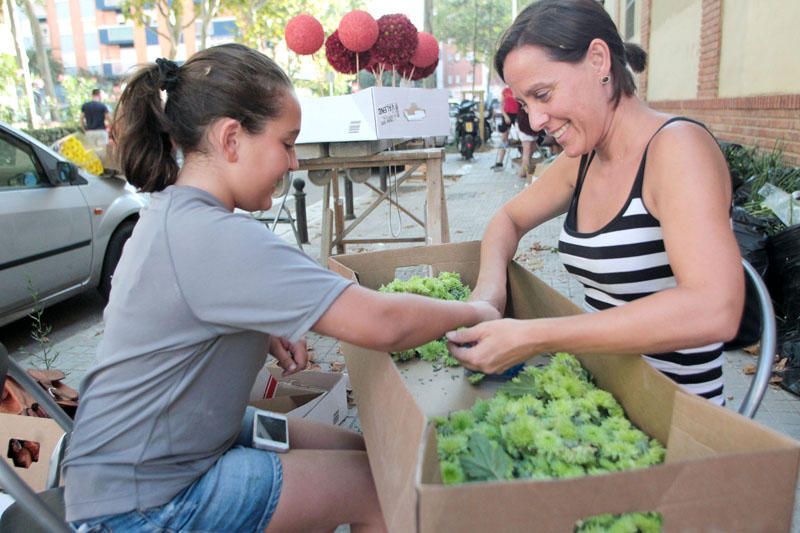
left=18, top=0, right=237, bottom=78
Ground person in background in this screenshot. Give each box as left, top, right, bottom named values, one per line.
left=492, top=85, right=520, bottom=170
left=515, top=105, right=540, bottom=179
left=80, top=88, right=111, bottom=150
left=448, top=0, right=743, bottom=407
left=62, top=44, right=498, bottom=533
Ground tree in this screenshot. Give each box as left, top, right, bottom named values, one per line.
left=433, top=0, right=532, bottom=96
left=120, top=0, right=197, bottom=60
left=197, top=0, right=222, bottom=50
left=5, top=0, right=38, bottom=128
left=19, top=0, right=60, bottom=121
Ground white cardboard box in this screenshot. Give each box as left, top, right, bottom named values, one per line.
left=249, top=366, right=348, bottom=426
left=296, top=87, right=450, bottom=144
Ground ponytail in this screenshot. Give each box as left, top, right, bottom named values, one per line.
left=112, top=64, right=178, bottom=193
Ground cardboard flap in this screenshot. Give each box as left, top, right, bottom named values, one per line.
left=329, top=241, right=482, bottom=289
left=667, top=392, right=800, bottom=460
left=342, top=343, right=428, bottom=533
left=0, top=414, right=64, bottom=492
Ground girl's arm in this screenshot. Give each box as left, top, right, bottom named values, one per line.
left=450, top=122, right=744, bottom=374
left=471, top=154, right=579, bottom=312
left=311, top=285, right=501, bottom=353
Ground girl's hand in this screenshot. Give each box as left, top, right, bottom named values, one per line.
left=446, top=319, right=535, bottom=374
left=269, top=336, right=309, bottom=376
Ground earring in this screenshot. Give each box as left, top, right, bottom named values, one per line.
left=600, top=75, right=610, bottom=85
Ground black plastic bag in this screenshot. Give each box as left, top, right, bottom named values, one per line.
left=732, top=207, right=770, bottom=277
left=767, top=224, right=800, bottom=327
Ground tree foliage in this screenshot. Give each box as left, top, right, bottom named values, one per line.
left=120, top=0, right=197, bottom=59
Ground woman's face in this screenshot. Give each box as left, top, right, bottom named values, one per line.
left=503, top=44, right=609, bottom=157
left=235, top=92, right=301, bottom=212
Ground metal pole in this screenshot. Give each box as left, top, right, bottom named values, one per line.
left=379, top=166, right=388, bottom=192
left=292, top=177, right=309, bottom=244
left=344, top=174, right=355, bottom=220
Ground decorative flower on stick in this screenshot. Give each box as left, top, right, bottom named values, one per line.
left=284, top=14, right=325, bottom=55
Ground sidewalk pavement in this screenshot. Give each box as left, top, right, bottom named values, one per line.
left=12, top=147, right=800, bottom=530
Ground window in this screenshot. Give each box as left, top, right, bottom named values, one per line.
left=447, top=75, right=453, bottom=85
left=455, top=74, right=461, bottom=84
left=466, top=52, right=474, bottom=62
left=624, top=0, right=636, bottom=40
left=466, top=73, right=473, bottom=83
left=0, top=136, right=47, bottom=190
left=454, top=53, right=460, bottom=62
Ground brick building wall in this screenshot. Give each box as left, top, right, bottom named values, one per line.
left=640, top=0, right=800, bottom=165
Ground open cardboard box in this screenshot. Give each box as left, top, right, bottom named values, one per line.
left=329, top=241, right=800, bottom=532
left=0, top=414, right=64, bottom=492
left=249, top=366, right=348, bottom=427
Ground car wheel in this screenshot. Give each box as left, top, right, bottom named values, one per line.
left=99, top=219, right=136, bottom=301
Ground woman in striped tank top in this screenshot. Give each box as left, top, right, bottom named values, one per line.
left=447, top=0, right=744, bottom=406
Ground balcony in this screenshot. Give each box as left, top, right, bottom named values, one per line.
left=98, top=25, right=134, bottom=46
left=96, top=0, right=122, bottom=11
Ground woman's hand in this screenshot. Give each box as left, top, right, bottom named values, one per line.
left=269, top=336, right=309, bottom=376
left=446, top=318, right=537, bottom=374
left=469, top=283, right=507, bottom=316
left=469, top=300, right=503, bottom=323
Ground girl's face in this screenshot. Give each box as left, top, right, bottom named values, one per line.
left=234, top=92, right=301, bottom=212
left=503, top=44, right=610, bottom=157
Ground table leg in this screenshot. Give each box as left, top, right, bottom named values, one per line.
left=425, top=153, right=449, bottom=244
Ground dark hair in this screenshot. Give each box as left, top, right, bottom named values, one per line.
left=91, top=89, right=101, bottom=97
left=494, top=0, right=647, bottom=107
left=113, top=43, right=293, bottom=192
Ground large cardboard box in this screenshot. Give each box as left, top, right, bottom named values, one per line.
left=249, top=366, right=348, bottom=427
left=329, top=241, right=800, bottom=532
left=296, top=87, right=450, bottom=144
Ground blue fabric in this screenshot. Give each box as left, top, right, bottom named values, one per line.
left=71, top=443, right=283, bottom=532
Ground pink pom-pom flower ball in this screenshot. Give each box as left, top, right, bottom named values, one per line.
left=410, top=31, right=439, bottom=68
left=338, top=10, right=379, bottom=53
left=285, top=14, right=325, bottom=55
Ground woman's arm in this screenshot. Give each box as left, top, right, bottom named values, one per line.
left=450, top=122, right=744, bottom=373
left=311, top=285, right=501, bottom=353
left=471, top=154, right=580, bottom=312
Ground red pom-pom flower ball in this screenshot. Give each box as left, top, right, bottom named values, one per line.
left=410, top=31, right=439, bottom=67
left=285, top=14, right=325, bottom=55
left=372, top=14, right=419, bottom=67
left=326, top=30, right=372, bottom=74
left=338, top=10, right=379, bottom=53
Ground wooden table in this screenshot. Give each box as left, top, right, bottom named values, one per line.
left=297, top=147, right=450, bottom=265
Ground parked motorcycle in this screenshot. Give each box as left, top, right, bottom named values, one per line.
left=454, top=100, right=484, bottom=160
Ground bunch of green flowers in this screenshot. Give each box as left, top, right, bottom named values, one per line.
left=434, top=353, right=665, bottom=530
left=378, top=272, right=470, bottom=368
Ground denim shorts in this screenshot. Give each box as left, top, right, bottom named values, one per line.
left=72, top=407, right=283, bottom=532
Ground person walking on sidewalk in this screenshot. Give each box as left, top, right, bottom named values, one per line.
left=448, top=0, right=743, bottom=406
left=492, top=86, right=520, bottom=170
left=515, top=106, right=541, bottom=178
left=80, top=88, right=111, bottom=150
left=62, top=44, right=499, bottom=533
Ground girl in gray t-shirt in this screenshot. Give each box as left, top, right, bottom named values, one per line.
left=63, top=43, right=498, bottom=532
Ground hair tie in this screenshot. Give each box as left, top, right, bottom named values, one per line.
left=156, top=58, right=180, bottom=93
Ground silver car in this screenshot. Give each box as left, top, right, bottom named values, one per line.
left=0, top=122, right=145, bottom=327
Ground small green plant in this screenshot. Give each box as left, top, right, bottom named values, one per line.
left=25, top=276, right=63, bottom=371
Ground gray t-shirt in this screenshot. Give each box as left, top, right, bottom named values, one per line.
left=63, top=185, right=352, bottom=521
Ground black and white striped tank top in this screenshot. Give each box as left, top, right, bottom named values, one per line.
left=557, top=117, right=724, bottom=405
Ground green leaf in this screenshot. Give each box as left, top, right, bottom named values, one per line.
left=498, top=371, right=538, bottom=398
left=460, top=433, right=513, bottom=481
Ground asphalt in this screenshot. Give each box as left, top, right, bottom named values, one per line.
left=7, top=146, right=800, bottom=530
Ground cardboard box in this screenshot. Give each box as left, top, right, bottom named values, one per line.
left=0, top=414, right=64, bottom=492
left=296, top=87, right=450, bottom=144
left=329, top=241, right=800, bottom=532
left=250, top=366, right=348, bottom=427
